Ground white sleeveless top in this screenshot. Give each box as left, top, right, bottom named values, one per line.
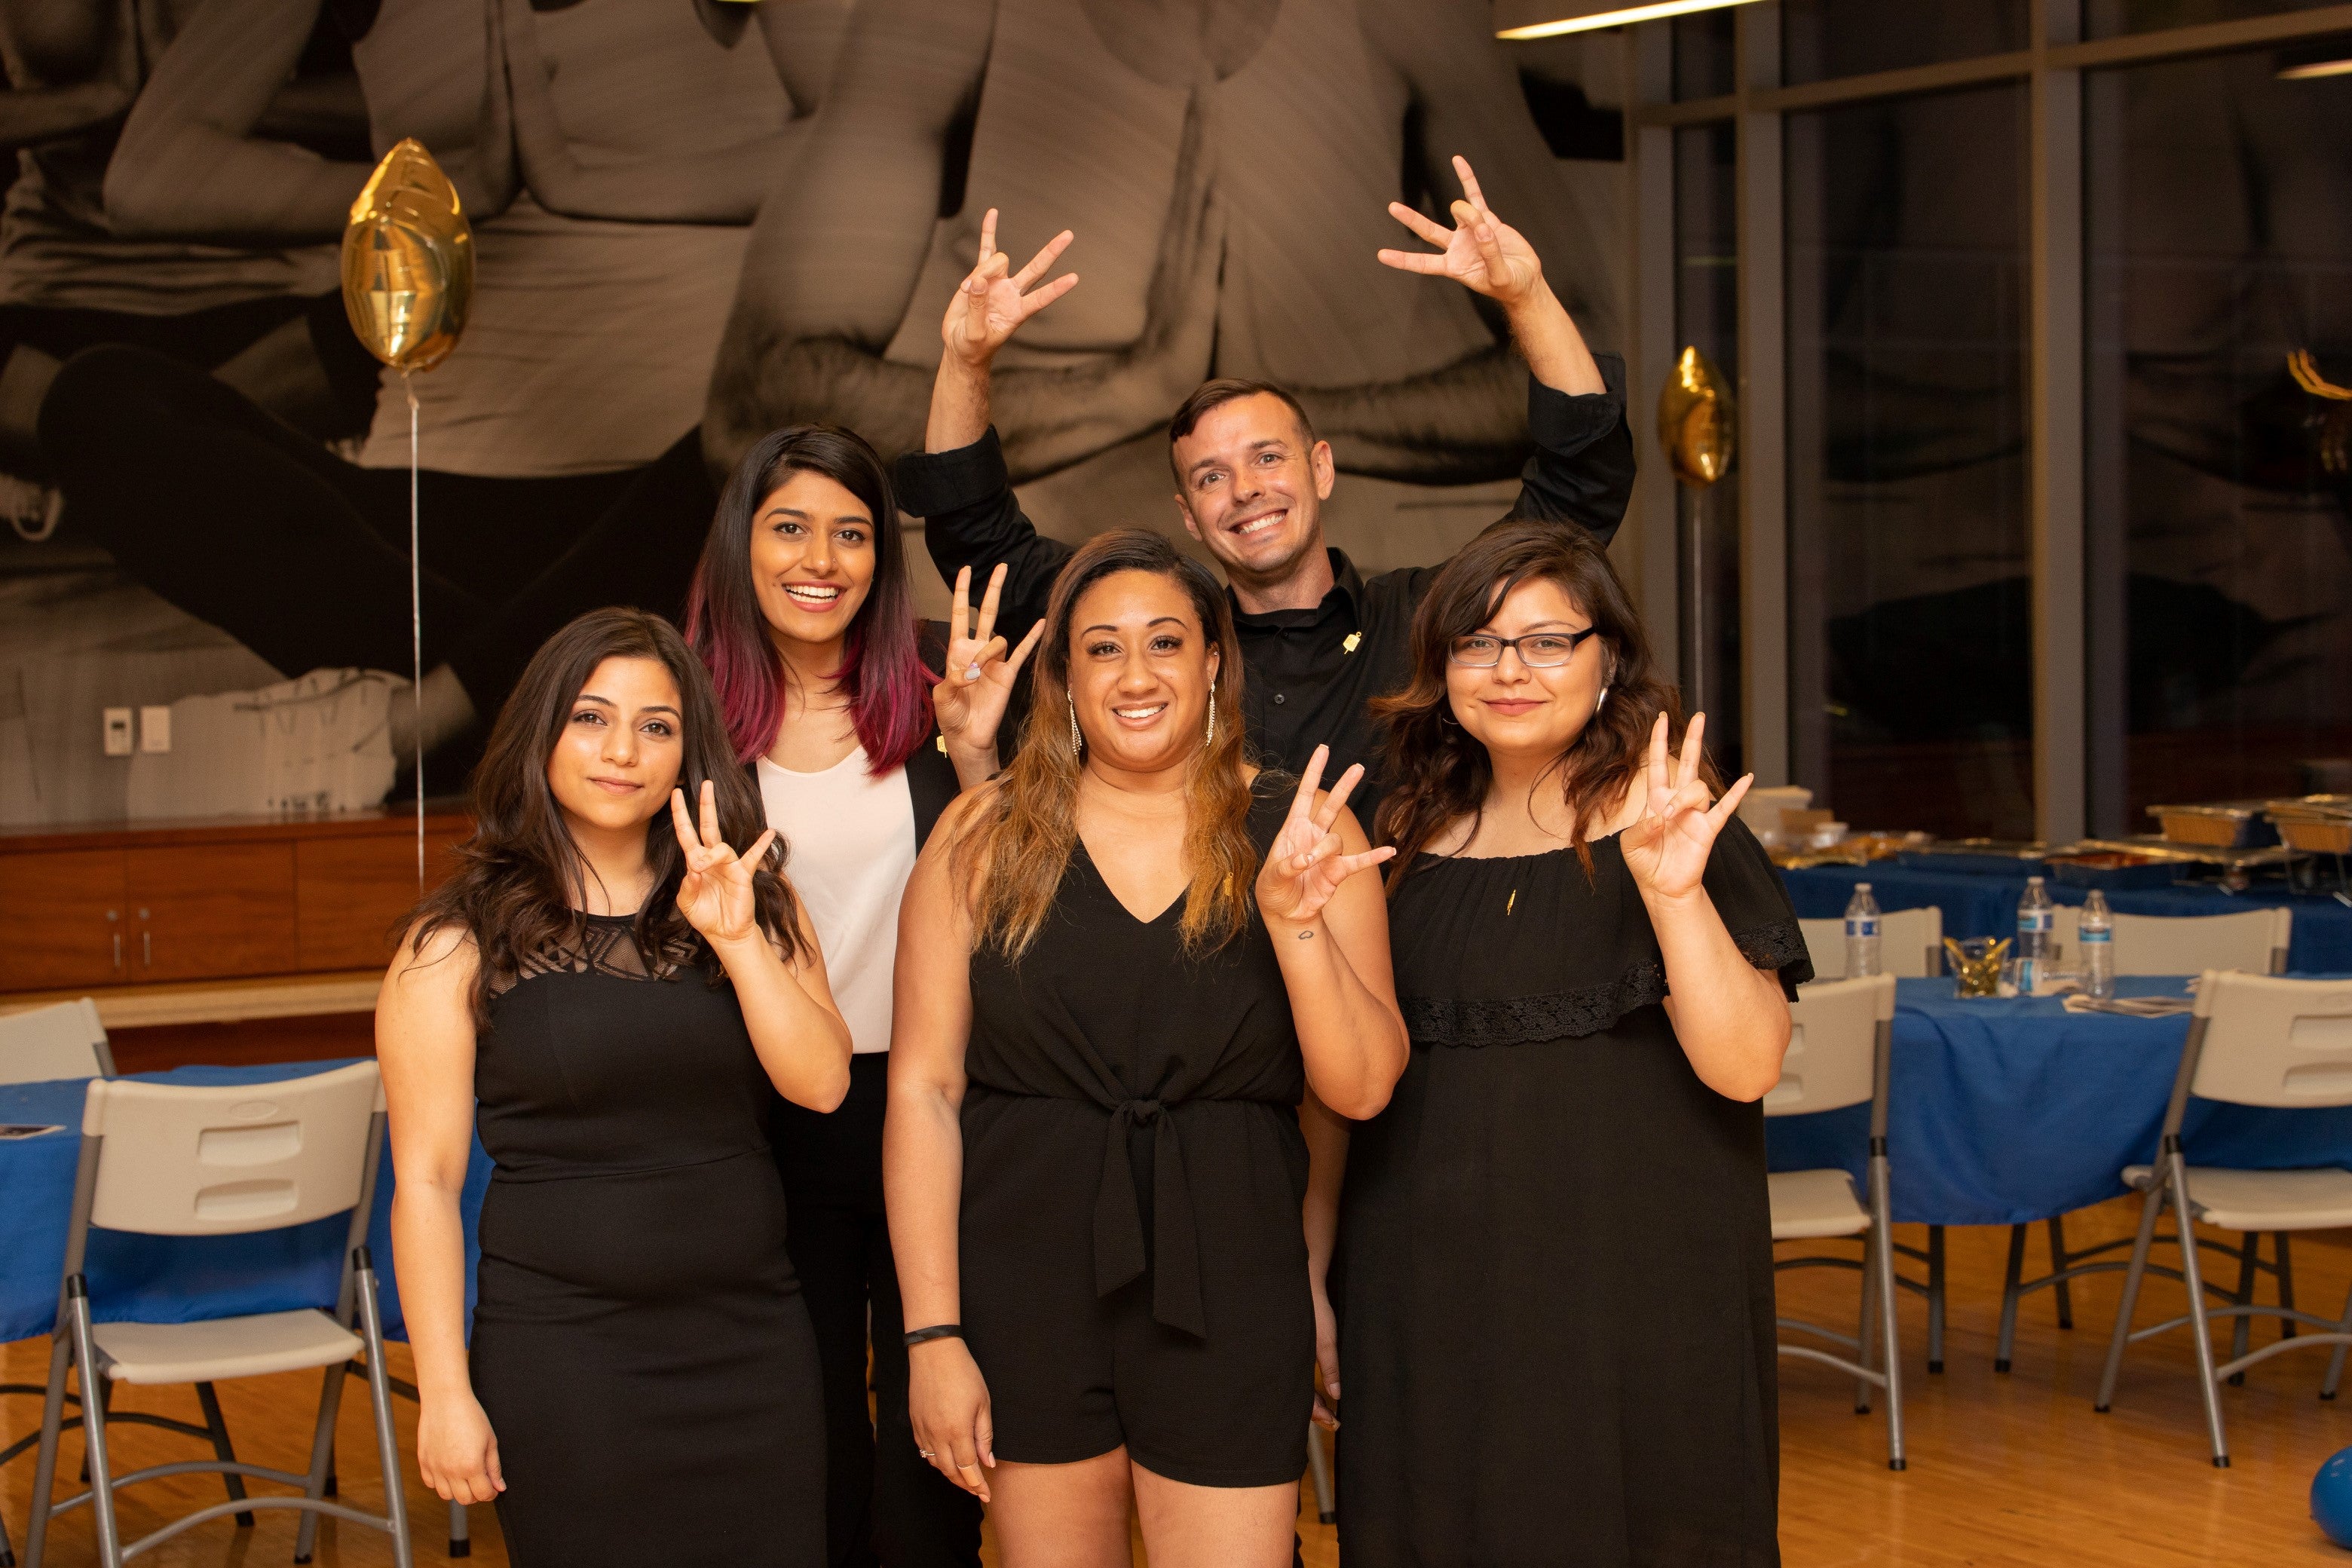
left=758, top=750, right=917, bottom=1056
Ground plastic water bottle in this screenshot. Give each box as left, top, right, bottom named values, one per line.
left=2014, top=876, right=2055, bottom=995
left=1844, top=883, right=1882, bottom=978
left=2078, top=889, right=2115, bottom=1000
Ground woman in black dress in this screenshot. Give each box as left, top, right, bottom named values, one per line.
left=378, top=608, right=853, bottom=1566
left=1323, top=521, right=1808, bottom=1566
left=889, top=529, right=1408, bottom=1566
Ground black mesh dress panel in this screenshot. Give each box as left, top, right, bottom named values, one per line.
left=467, top=914, right=823, bottom=1567
left=1332, top=819, right=1808, bottom=1568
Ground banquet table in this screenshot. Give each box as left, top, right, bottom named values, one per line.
left=1765, top=975, right=2352, bottom=1227
left=1779, top=862, right=2352, bottom=975
left=0, top=1061, right=491, bottom=1346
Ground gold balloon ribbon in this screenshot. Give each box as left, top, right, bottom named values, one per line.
left=1657, top=346, right=1736, bottom=488
left=341, top=139, right=473, bottom=375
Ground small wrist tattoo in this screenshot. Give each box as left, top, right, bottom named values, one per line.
left=1297, top=929, right=1315, bottom=940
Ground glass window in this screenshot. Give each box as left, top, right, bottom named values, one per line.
left=1674, top=121, right=1743, bottom=779
left=2084, top=47, right=2352, bottom=832
left=1785, top=84, right=2034, bottom=839
left=1781, top=0, right=2028, bottom=85
left=1673, top=8, right=1737, bottom=101
left=2087, top=1, right=2352, bottom=40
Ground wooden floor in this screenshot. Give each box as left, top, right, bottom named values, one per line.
left=8, top=1197, right=2351, bottom=1566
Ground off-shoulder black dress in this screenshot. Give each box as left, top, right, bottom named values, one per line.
left=1332, top=819, right=1809, bottom=1568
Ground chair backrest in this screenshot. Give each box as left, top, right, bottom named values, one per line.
left=2186, top=972, right=2352, bottom=1110
left=1764, top=974, right=1896, bottom=1117
left=2112, top=908, right=2289, bottom=977
left=78, top=1061, right=384, bottom=1236
left=1797, top=907, right=1943, bottom=980
left=0, top=998, right=113, bottom=1086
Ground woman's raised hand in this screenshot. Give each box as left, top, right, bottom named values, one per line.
left=933, top=563, right=1043, bottom=764
left=940, top=207, right=1079, bottom=369
left=1255, top=746, right=1396, bottom=929
left=1377, top=155, right=1545, bottom=310
left=1619, top=713, right=1753, bottom=904
left=669, top=779, right=778, bottom=948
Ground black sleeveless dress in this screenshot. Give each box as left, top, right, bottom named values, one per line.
left=468, top=915, right=825, bottom=1566
left=960, top=787, right=1313, bottom=1487
left=1332, top=820, right=1809, bottom=1567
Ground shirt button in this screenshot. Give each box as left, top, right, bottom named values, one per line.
left=1272, top=694, right=1286, bottom=706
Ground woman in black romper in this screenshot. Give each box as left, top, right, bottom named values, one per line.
left=889, top=530, right=1409, bottom=1566
left=1321, top=522, right=1807, bottom=1566
left=379, top=608, right=853, bottom=1566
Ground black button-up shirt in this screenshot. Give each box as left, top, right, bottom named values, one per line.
left=893, top=360, right=1637, bottom=834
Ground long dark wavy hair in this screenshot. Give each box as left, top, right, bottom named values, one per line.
left=407, top=608, right=801, bottom=1023
left=684, top=424, right=936, bottom=775
left=949, top=529, right=1259, bottom=960
left=1372, top=521, right=1709, bottom=887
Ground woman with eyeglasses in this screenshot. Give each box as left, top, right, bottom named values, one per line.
left=1312, top=520, right=1810, bottom=1566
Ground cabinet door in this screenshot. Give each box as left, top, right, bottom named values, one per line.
left=0, top=849, right=128, bottom=991
left=296, top=830, right=465, bottom=971
left=127, top=844, right=297, bottom=982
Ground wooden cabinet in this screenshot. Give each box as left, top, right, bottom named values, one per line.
left=0, top=849, right=130, bottom=991
left=0, top=810, right=467, bottom=996
left=295, top=829, right=466, bottom=970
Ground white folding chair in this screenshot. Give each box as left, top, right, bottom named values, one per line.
left=2109, top=908, right=2290, bottom=977
left=0, top=1000, right=115, bottom=1567
left=1798, top=907, right=1944, bottom=981
left=1764, top=974, right=1906, bottom=1470
left=0, top=1000, right=115, bottom=1086
left=22, top=1061, right=412, bottom=1566
left=1998, top=906, right=2297, bottom=1362
left=2093, top=972, right=2352, bottom=1465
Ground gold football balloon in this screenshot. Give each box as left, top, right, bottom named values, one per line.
left=341, top=139, right=473, bottom=374
left=1657, top=346, right=1735, bottom=488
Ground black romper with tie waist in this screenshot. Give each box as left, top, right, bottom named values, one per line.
left=959, top=786, right=1312, bottom=1487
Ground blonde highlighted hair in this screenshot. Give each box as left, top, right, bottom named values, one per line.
left=951, top=530, right=1259, bottom=960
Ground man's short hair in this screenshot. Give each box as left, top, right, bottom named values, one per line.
left=1166, top=378, right=1318, bottom=483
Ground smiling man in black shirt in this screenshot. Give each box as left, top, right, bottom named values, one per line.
left=894, top=157, right=1635, bottom=825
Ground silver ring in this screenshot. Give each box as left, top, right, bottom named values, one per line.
left=919, top=1449, right=935, bottom=1459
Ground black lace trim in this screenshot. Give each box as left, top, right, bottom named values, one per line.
left=1400, top=920, right=1811, bottom=1049
left=491, top=918, right=701, bottom=997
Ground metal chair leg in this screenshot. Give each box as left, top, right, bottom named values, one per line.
left=294, top=1361, right=351, bottom=1564
left=1871, top=1154, right=1906, bottom=1471
left=449, top=1499, right=471, bottom=1558
left=1304, top=1421, right=1335, bottom=1525
left=1996, top=1223, right=2029, bottom=1372
left=1854, top=1226, right=1879, bottom=1415
left=2096, top=1179, right=2168, bottom=1412
left=2323, top=1278, right=2352, bottom=1400
left=66, top=1284, right=124, bottom=1568
left=2227, top=1233, right=2259, bottom=1380
left=23, top=1335, right=72, bottom=1568
left=2167, top=1154, right=2231, bottom=1466
left=1926, top=1225, right=1946, bottom=1374
left=354, top=1254, right=415, bottom=1568
left=192, top=1381, right=255, bottom=1527
left=2047, top=1215, right=2075, bottom=1329
left=2278, top=1233, right=2298, bottom=1341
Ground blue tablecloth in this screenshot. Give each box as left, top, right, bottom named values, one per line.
left=1766, top=976, right=2352, bottom=1226
left=1779, top=863, right=2352, bottom=975
left=0, top=1061, right=491, bottom=1345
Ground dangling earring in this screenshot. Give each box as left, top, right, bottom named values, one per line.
left=1205, top=690, right=1217, bottom=746
left=1067, top=694, right=1083, bottom=758
left=1594, top=685, right=1610, bottom=718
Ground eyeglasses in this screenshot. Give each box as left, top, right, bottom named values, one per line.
left=1447, top=628, right=1600, bottom=669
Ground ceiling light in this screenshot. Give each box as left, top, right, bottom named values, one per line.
left=1496, top=0, right=1764, bottom=42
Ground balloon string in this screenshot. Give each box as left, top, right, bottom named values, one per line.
left=408, top=372, right=423, bottom=890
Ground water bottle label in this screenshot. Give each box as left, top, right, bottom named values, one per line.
left=2081, top=927, right=2111, bottom=945
left=2019, top=911, right=2053, bottom=933
left=1847, top=917, right=1878, bottom=938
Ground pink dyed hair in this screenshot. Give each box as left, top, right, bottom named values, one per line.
left=685, top=425, right=938, bottom=775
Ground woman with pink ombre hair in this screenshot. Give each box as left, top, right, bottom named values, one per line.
left=685, top=424, right=1029, bottom=1568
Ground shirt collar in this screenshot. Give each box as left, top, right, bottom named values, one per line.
left=1227, top=548, right=1364, bottom=626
